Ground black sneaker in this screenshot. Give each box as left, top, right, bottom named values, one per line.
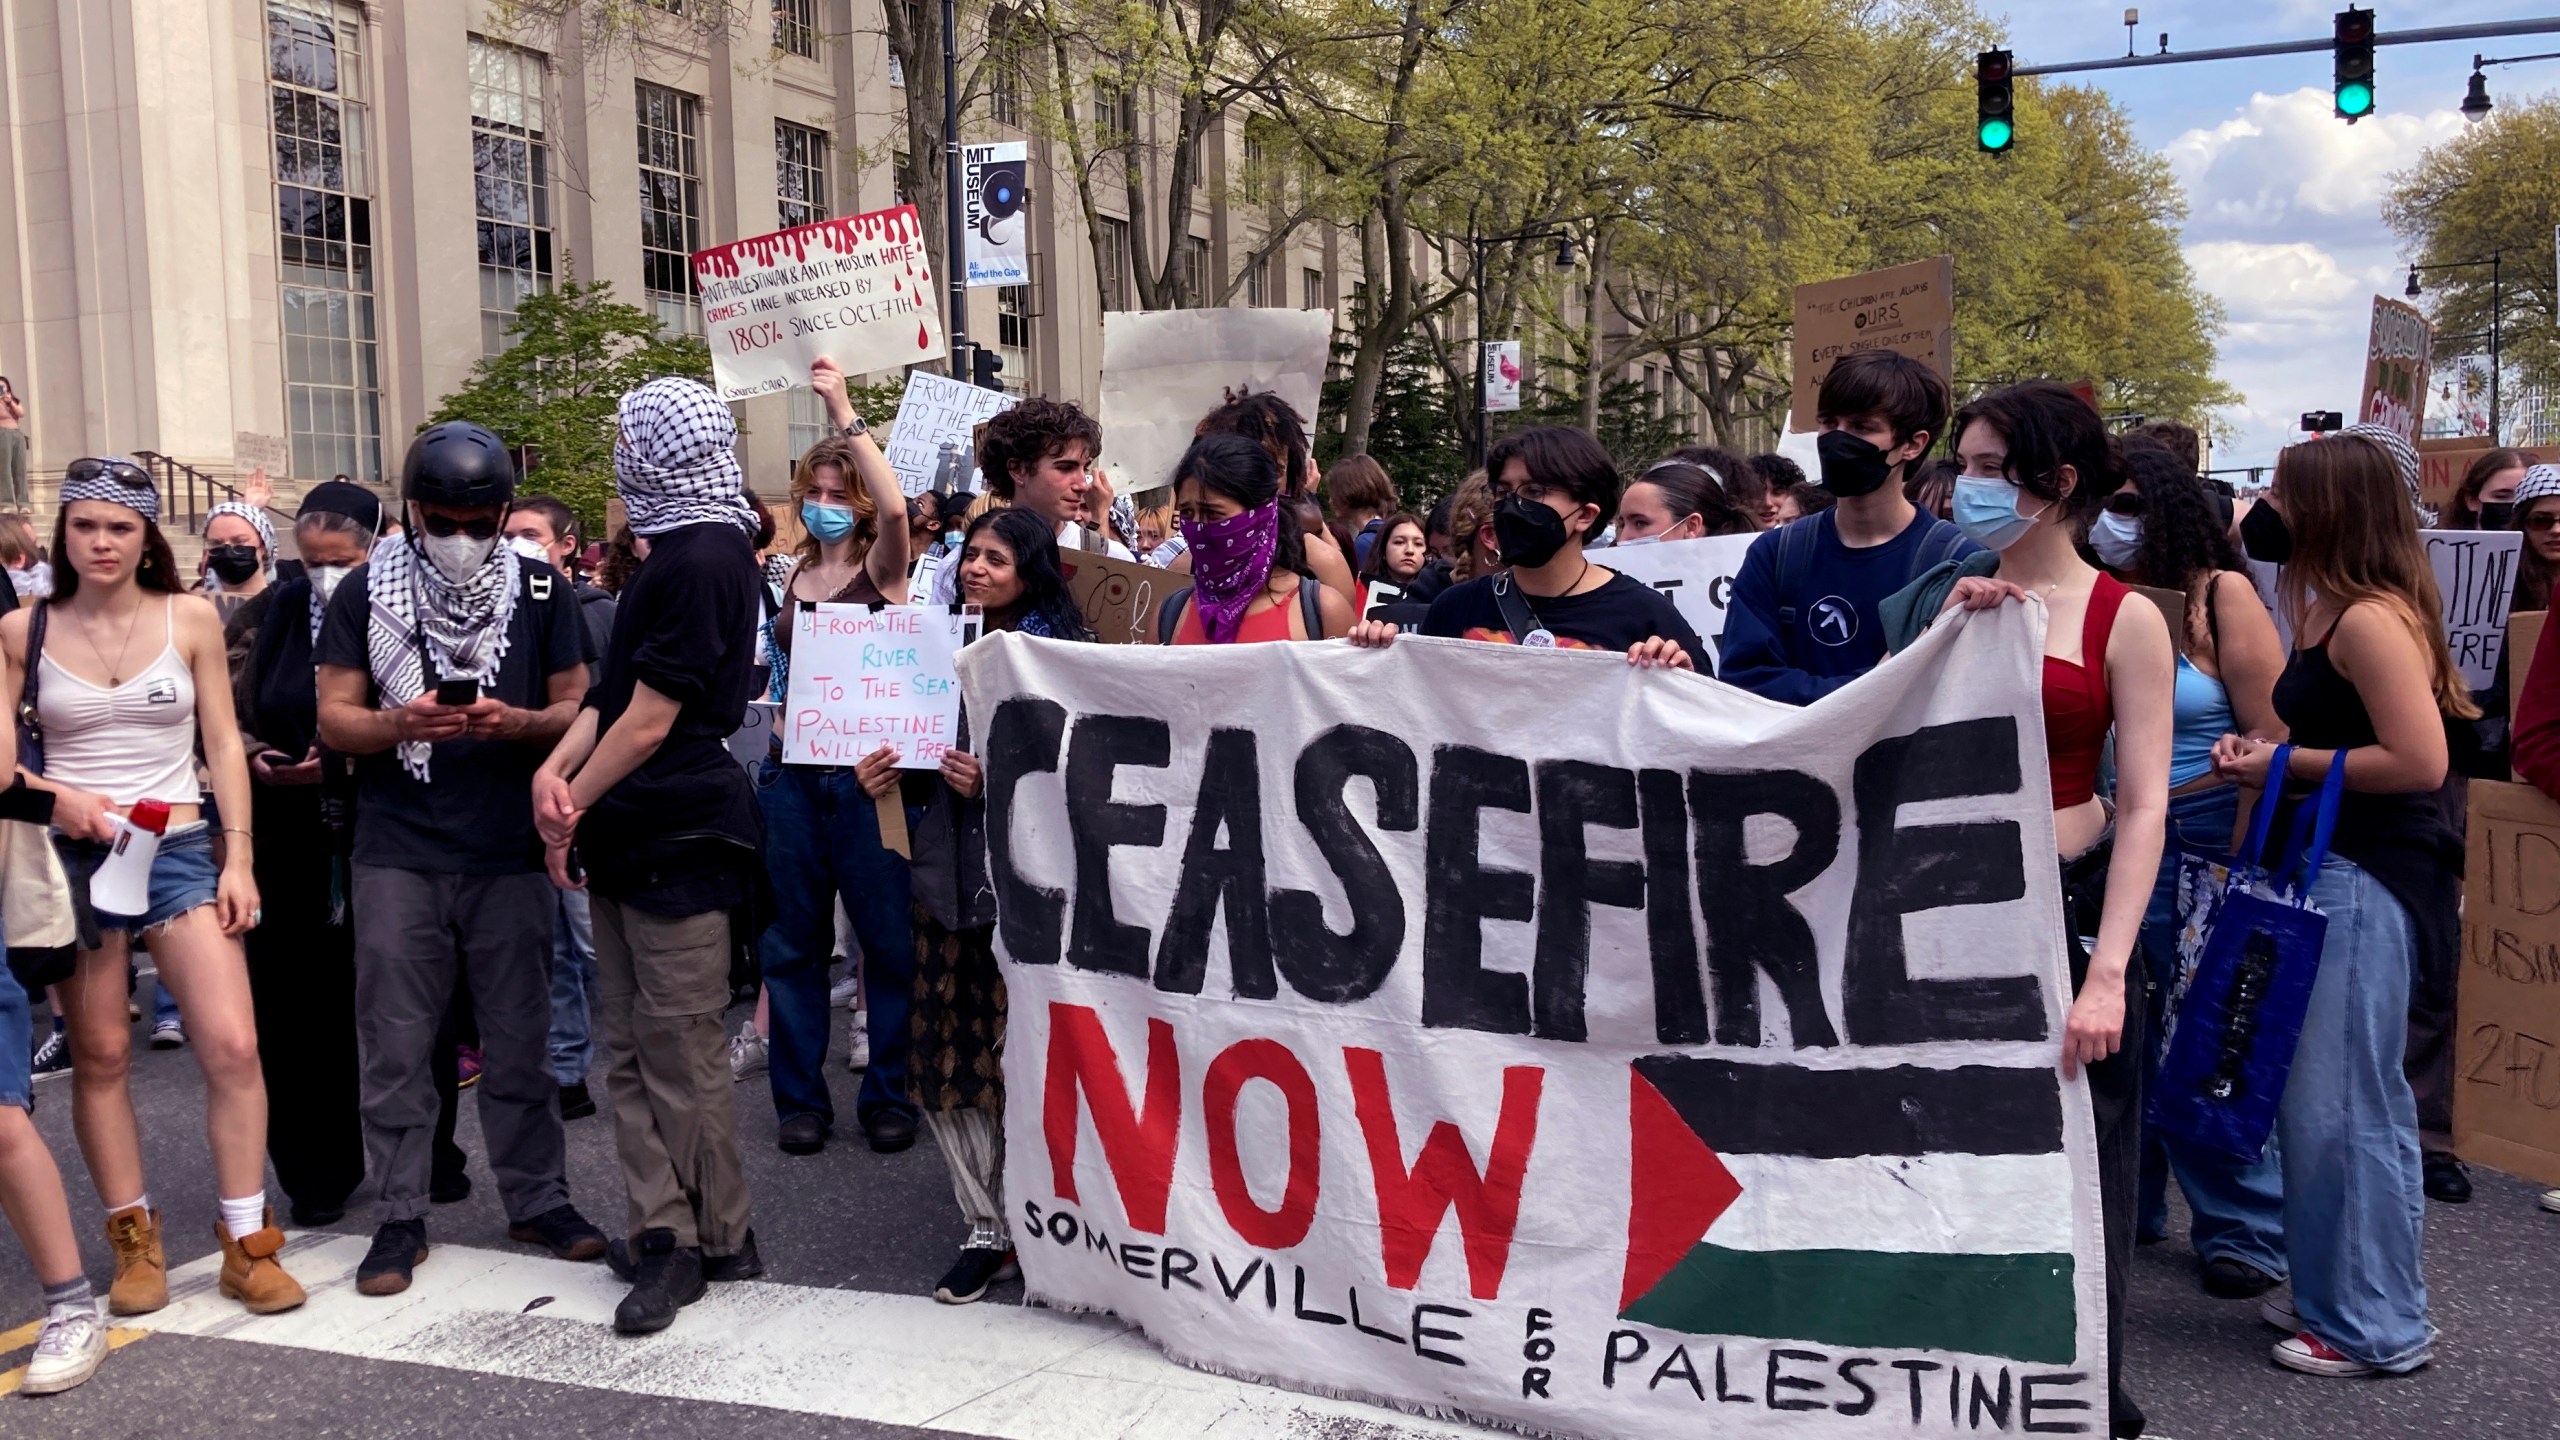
left=2200, top=1255, right=2281, bottom=1299
left=778, top=1113, right=830, bottom=1155
left=933, top=1246, right=1019, bottom=1305
left=558, top=1080, right=596, bottom=1120
left=357, top=1218, right=428, bottom=1296
left=2423, top=1158, right=2472, bottom=1204
left=608, top=1228, right=764, bottom=1284
left=862, top=1108, right=917, bottom=1154
left=508, top=1203, right=608, bottom=1262
left=29, top=1026, right=69, bottom=1081
left=613, top=1228, right=706, bottom=1335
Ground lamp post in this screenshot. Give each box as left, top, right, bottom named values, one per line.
left=2406, top=253, right=2502, bottom=439
left=2459, top=48, right=2560, bottom=123
left=1470, top=224, right=1578, bottom=471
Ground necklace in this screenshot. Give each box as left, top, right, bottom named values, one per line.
left=76, top=596, right=145, bottom=686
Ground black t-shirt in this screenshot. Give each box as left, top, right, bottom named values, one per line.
left=316, top=561, right=591, bottom=875
left=580, top=522, right=764, bottom=915
left=1419, top=569, right=1713, bottom=675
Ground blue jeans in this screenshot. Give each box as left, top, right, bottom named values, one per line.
left=2136, top=785, right=2288, bottom=1276
left=754, top=760, right=915, bottom=1126
left=547, top=886, right=598, bottom=1086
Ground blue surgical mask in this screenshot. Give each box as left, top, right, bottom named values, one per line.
left=801, top=501, right=856, bottom=543
left=2089, top=510, right=2143, bottom=570
left=943, top=529, right=963, bottom=550
left=1951, top=476, right=2049, bottom=552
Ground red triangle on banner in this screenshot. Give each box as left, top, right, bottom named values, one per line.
left=1621, top=1067, right=1743, bottom=1312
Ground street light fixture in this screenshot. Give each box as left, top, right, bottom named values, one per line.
left=2463, top=65, right=2493, bottom=123
left=1469, top=223, right=1579, bottom=469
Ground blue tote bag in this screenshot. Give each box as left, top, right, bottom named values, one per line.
left=2149, top=746, right=2347, bottom=1162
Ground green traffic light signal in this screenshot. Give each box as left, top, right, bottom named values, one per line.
left=2337, top=81, right=2374, bottom=117
left=1979, top=117, right=2014, bottom=151
left=1976, top=48, right=2015, bottom=155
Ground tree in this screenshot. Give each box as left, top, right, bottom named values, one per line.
left=426, top=278, right=712, bottom=531
left=2386, top=98, right=2560, bottom=427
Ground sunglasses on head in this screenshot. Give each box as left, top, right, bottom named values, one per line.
left=65, top=457, right=153, bottom=490
left=419, top=513, right=500, bottom=540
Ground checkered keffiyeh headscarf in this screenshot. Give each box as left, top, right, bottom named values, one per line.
left=205, top=501, right=278, bottom=583
left=60, top=456, right=161, bottom=524
left=2516, top=465, right=2560, bottom=509
left=2335, top=423, right=2434, bottom=526
left=614, top=378, right=758, bottom=537
left=364, top=529, right=520, bottom=783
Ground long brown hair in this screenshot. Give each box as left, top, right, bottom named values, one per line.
left=1446, top=471, right=1493, bottom=582
left=788, top=436, right=878, bottom=568
left=50, top=502, right=178, bottom=600
left=2274, top=436, right=2478, bottom=720
left=2443, top=447, right=2538, bottom=529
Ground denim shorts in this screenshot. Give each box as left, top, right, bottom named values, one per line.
left=55, top=821, right=222, bottom=938
left=0, top=959, right=30, bottom=1109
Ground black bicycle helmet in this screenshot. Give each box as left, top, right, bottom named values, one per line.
left=403, top=421, right=517, bottom=507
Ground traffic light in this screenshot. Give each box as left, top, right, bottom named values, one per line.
left=2333, top=8, right=2375, bottom=121
left=971, top=344, right=1005, bottom=392
left=1976, top=49, right=2015, bottom=153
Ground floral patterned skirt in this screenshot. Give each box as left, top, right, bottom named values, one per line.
left=908, top=910, right=1007, bottom=1114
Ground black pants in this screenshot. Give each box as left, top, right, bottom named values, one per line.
left=431, top=977, right=478, bottom=1186
left=242, top=786, right=364, bottom=1217
left=2066, top=850, right=2148, bottom=1438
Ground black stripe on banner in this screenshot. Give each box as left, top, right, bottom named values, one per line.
left=1633, top=1055, right=2063, bottom=1158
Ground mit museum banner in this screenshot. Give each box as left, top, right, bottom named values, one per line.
left=955, top=606, right=2104, bottom=1439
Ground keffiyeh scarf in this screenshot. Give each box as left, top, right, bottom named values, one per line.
left=614, top=378, right=759, bottom=538
left=2335, top=423, right=2434, bottom=527
left=60, top=456, right=161, bottom=523
left=2515, top=464, right=2560, bottom=509
left=365, top=530, right=520, bottom=782
left=205, top=501, right=279, bottom=584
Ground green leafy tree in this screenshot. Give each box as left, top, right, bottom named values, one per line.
left=2385, top=99, right=2560, bottom=429
left=1317, top=328, right=1470, bottom=511
left=425, top=278, right=710, bottom=531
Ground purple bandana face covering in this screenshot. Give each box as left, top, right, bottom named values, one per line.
left=1179, top=500, right=1280, bottom=644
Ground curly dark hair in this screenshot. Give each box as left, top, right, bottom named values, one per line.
left=1196, top=389, right=1313, bottom=495
left=975, top=397, right=1102, bottom=501
left=1951, top=380, right=2124, bottom=524
left=2120, top=447, right=2243, bottom=593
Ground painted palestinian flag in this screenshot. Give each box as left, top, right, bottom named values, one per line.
left=1620, top=1056, right=2075, bottom=1366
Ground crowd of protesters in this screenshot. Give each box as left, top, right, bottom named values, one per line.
left=0, top=345, right=2540, bottom=1433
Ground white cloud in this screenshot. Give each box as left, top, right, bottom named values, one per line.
left=2164, top=87, right=2466, bottom=236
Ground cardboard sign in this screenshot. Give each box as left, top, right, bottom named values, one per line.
left=962, top=141, right=1030, bottom=287
left=233, top=430, right=290, bottom=474
left=956, top=602, right=2104, bottom=1440
left=1057, top=547, right=1175, bottom=645
left=2357, top=295, right=2432, bottom=443
left=883, top=371, right=1019, bottom=496
left=2457, top=780, right=2560, bottom=1188
left=2418, top=441, right=2543, bottom=514
left=2426, top=529, right=2522, bottom=693
left=2131, top=585, right=2191, bottom=658
left=1790, top=257, right=1955, bottom=432
left=1483, top=340, right=1523, bottom=412
left=691, top=206, right=946, bottom=401
left=1596, top=532, right=1761, bottom=667
left=781, top=603, right=977, bottom=767
left=1100, top=308, right=1332, bottom=496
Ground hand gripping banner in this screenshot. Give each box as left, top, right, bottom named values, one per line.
left=957, top=603, right=2104, bottom=1438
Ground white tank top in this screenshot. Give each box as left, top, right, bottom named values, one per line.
left=38, top=599, right=200, bottom=805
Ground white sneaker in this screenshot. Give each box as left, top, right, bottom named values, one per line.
left=829, top=970, right=861, bottom=1009
left=2542, top=1189, right=2560, bottom=1214
left=846, top=1009, right=871, bottom=1071
left=18, top=1305, right=106, bottom=1395
left=727, top=1024, right=768, bottom=1082
left=150, top=1018, right=186, bottom=1049
left=2259, top=1295, right=2300, bottom=1333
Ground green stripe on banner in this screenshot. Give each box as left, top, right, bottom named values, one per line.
left=1619, top=1243, right=2077, bottom=1366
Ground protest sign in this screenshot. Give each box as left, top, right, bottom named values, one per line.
left=692, top=206, right=946, bottom=401
left=962, top=142, right=1030, bottom=287
left=959, top=604, right=2103, bottom=1440
left=1100, top=308, right=1332, bottom=495
left=1791, top=257, right=1955, bottom=432
left=883, top=370, right=1019, bottom=496
left=782, top=603, right=977, bottom=767
left=1058, top=547, right=1176, bottom=645
left=1484, top=340, right=1523, bottom=412
left=1599, top=533, right=1760, bottom=667
left=2357, top=295, right=2432, bottom=443
left=2457, top=780, right=2560, bottom=1189
left=2426, top=528, right=2522, bottom=693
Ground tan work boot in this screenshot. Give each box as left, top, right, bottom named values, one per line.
left=104, top=1206, right=167, bottom=1315
left=215, top=1210, right=306, bottom=1314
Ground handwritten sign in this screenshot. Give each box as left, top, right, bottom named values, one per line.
left=2457, top=779, right=2560, bottom=1188
left=1057, top=548, right=1172, bottom=645
left=691, top=206, right=947, bottom=402
left=781, top=604, right=978, bottom=768
left=1596, top=531, right=1761, bottom=667
left=2427, top=528, right=2522, bottom=693
left=883, top=371, right=1019, bottom=496
left=1100, top=309, right=1332, bottom=496
left=1790, top=256, right=1955, bottom=432
left=2358, top=295, right=2432, bottom=443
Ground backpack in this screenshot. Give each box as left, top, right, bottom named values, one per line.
left=1156, top=574, right=1327, bottom=644
left=1770, top=510, right=1968, bottom=655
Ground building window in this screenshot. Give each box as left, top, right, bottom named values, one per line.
left=1097, top=217, right=1130, bottom=311
left=773, top=0, right=817, bottom=58
left=1243, top=254, right=1270, bottom=307
left=268, top=0, right=382, bottom=484
left=470, top=37, right=551, bottom=358
left=787, top=388, right=830, bottom=459
left=888, top=0, right=916, bottom=86
left=1302, top=266, right=1324, bottom=311
left=988, top=6, right=1022, bottom=127
left=1180, top=235, right=1210, bottom=307
left=1094, top=80, right=1135, bottom=142
left=1242, top=131, right=1267, bottom=205
left=997, top=283, right=1031, bottom=393
left=775, top=120, right=829, bottom=228
left=637, top=82, right=704, bottom=335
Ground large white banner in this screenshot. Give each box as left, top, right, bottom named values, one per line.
left=1601, top=532, right=1760, bottom=668
left=959, top=607, right=2104, bottom=1439
left=1100, top=308, right=1333, bottom=495
left=692, top=206, right=947, bottom=401
left=963, top=142, right=1031, bottom=287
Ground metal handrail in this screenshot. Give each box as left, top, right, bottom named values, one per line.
left=128, top=451, right=244, bottom=535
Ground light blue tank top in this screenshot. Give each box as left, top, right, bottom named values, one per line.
left=2169, top=654, right=2234, bottom=786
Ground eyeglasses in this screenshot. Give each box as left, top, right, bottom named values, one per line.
left=2103, top=492, right=2145, bottom=517
left=2525, top=512, right=2560, bottom=533
left=419, top=513, right=501, bottom=541
left=64, top=457, right=153, bottom=490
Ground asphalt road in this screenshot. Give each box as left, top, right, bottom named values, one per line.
left=0, top=1000, right=2554, bottom=1440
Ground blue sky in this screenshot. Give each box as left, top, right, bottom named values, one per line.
left=1993, top=1, right=2534, bottom=469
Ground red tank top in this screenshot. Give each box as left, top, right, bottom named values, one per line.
left=2042, top=571, right=2128, bottom=809
left=1172, top=577, right=1304, bottom=644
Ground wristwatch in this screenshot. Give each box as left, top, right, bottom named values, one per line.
left=841, top=414, right=870, bottom=438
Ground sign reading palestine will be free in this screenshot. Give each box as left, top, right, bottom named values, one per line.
left=958, top=604, right=2105, bottom=1440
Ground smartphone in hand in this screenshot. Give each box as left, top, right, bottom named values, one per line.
left=435, top=677, right=480, bottom=707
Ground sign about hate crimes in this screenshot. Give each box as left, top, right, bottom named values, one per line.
left=783, top=604, right=978, bottom=768
left=692, top=206, right=947, bottom=402
left=1791, top=257, right=1955, bottom=433
left=957, top=607, right=2105, bottom=1439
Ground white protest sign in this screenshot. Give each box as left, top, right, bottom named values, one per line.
left=1100, top=308, right=1332, bottom=495
left=692, top=206, right=946, bottom=402
left=782, top=604, right=978, bottom=768
left=1599, top=532, right=1760, bottom=667
left=2249, top=529, right=2520, bottom=693
left=962, top=141, right=1030, bottom=287
left=883, top=370, right=1019, bottom=496
left=1484, top=340, right=1523, bottom=412
left=957, top=606, right=2101, bottom=1440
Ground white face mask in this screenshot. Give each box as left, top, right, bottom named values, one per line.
left=509, top=535, right=552, bottom=564
left=2089, top=510, right=2143, bottom=570
left=311, top=564, right=352, bottom=605
left=421, top=532, right=497, bottom=585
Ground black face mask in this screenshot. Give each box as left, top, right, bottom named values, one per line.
left=206, top=545, right=262, bottom=585
left=1492, top=493, right=1572, bottom=570
left=2239, top=500, right=2292, bottom=565
left=2479, top=501, right=2517, bottom=531
left=1816, top=429, right=1897, bottom=498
